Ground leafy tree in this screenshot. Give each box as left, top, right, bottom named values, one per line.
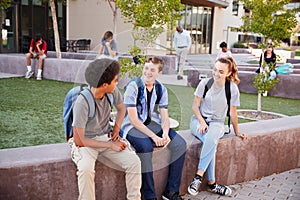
left=0, top=0, right=11, bottom=9
left=117, top=0, right=183, bottom=51
left=97, top=0, right=118, bottom=34
left=240, top=0, right=299, bottom=112
left=241, top=0, right=299, bottom=46
left=0, top=0, right=12, bottom=52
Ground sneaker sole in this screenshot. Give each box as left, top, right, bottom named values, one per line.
left=161, top=196, right=169, bottom=200
left=187, top=187, right=199, bottom=196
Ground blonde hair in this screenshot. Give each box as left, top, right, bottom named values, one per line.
left=216, top=57, right=240, bottom=84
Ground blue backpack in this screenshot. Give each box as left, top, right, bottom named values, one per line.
left=62, top=84, right=112, bottom=141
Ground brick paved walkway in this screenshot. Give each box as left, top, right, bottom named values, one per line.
left=182, top=168, right=300, bottom=200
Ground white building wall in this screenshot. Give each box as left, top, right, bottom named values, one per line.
left=67, top=0, right=133, bottom=54
left=211, top=0, right=244, bottom=54
left=66, top=0, right=168, bottom=55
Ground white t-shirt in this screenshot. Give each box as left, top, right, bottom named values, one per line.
left=194, top=78, right=240, bottom=122
left=216, top=50, right=232, bottom=60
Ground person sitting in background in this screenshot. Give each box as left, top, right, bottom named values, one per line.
left=97, top=31, right=118, bottom=60
left=216, top=42, right=232, bottom=60
left=25, top=34, right=47, bottom=80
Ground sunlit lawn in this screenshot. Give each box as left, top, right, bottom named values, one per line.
left=1, top=77, right=299, bottom=149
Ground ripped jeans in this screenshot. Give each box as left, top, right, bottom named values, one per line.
left=190, top=115, right=225, bottom=182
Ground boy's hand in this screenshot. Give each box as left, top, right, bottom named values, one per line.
left=110, top=140, right=127, bottom=152
left=109, top=131, right=121, bottom=141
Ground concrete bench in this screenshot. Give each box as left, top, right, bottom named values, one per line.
left=0, top=53, right=177, bottom=82
left=1, top=115, right=299, bottom=199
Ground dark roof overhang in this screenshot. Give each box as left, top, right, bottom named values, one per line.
left=181, top=0, right=230, bottom=8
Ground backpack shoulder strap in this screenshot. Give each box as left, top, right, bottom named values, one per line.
left=203, top=78, right=214, bottom=98
left=225, top=79, right=231, bottom=133
left=154, top=80, right=162, bottom=105
left=225, top=79, right=231, bottom=117
left=80, top=88, right=95, bottom=119
left=105, top=93, right=113, bottom=108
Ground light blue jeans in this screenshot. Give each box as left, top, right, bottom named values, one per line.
left=190, top=115, right=225, bottom=182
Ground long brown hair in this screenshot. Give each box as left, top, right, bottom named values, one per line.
left=216, top=57, right=240, bottom=84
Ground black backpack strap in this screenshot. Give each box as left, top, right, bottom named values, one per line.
left=153, top=81, right=162, bottom=113
left=136, top=77, right=144, bottom=114
left=225, top=79, right=231, bottom=133
left=154, top=80, right=162, bottom=105
left=203, top=78, right=214, bottom=99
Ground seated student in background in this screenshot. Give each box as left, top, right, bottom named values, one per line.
left=97, top=31, right=118, bottom=60
left=25, top=34, right=47, bottom=80
left=188, top=57, right=247, bottom=197
left=216, top=42, right=232, bottom=60
left=121, top=56, right=186, bottom=200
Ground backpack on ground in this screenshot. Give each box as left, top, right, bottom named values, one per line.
left=125, top=77, right=163, bottom=114
left=203, top=78, right=231, bottom=134
left=62, top=84, right=112, bottom=141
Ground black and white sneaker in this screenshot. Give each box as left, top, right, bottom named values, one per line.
left=209, top=183, right=232, bottom=196
left=162, top=190, right=182, bottom=200
left=187, top=177, right=201, bottom=196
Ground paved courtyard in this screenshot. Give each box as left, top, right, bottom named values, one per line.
left=182, top=168, right=300, bottom=200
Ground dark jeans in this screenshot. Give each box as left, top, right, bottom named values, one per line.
left=127, top=122, right=186, bottom=199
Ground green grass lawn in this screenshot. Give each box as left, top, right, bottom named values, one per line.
left=1, top=77, right=300, bottom=149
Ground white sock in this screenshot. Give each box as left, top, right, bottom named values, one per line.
left=27, top=66, right=32, bottom=72
left=38, top=69, right=42, bottom=77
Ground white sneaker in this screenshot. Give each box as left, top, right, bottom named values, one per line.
left=25, top=71, right=34, bottom=79
left=36, top=76, right=42, bottom=80
left=209, top=183, right=232, bottom=196
left=188, top=177, right=201, bottom=196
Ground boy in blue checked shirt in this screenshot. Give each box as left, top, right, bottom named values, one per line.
left=121, top=56, right=186, bottom=200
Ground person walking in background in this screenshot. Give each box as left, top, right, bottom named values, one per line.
left=216, top=42, right=232, bottom=59
left=121, top=56, right=186, bottom=200
left=187, top=57, right=247, bottom=197
left=174, top=26, right=191, bottom=80
left=70, top=59, right=141, bottom=200
left=97, top=31, right=118, bottom=59
left=25, top=34, right=47, bottom=80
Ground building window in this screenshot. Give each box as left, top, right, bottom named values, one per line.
left=232, top=0, right=238, bottom=16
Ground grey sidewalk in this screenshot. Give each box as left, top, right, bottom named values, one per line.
left=182, top=168, right=300, bottom=200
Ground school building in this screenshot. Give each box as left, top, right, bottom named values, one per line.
left=1, top=0, right=299, bottom=54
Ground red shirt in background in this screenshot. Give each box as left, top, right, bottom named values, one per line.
left=30, top=38, right=47, bottom=56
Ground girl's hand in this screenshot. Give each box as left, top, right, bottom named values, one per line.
left=197, top=122, right=208, bottom=135
left=236, top=132, right=247, bottom=140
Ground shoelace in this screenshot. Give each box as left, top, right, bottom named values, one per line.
left=212, top=184, right=226, bottom=195
left=190, top=178, right=201, bottom=191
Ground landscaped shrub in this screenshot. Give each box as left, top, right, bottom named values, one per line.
left=233, top=42, right=248, bottom=48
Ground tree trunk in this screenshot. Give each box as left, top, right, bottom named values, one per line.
left=257, top=92, right=262, bottom=112
left=113, top=6, right=117, bottom=35
left=50, top=0, right=61, bottom=58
